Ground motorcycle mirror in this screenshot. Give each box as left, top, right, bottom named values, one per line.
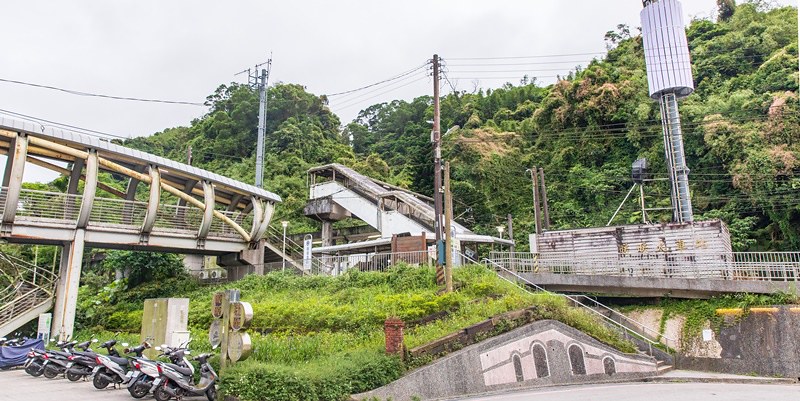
left=185, top=350, right=191, bottom=355
left=211, top=344, right=219, bottom=350
left=161, top=344, right=168, bottom=349
left=155, top=346, right=162, bottom=351
left=49, top=338, right=55, bottom=342
left=92, top=339, right=98, bottom=343
left=121, top=342, right=129, bottom=347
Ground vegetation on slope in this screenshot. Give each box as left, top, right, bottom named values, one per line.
left=74, top=264, right=636, bottom=401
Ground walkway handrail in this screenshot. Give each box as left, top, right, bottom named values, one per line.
left=482, top=257, right=673, bottom=356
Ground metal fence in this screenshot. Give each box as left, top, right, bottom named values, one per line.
left=488, top=251, right=800, bottom=282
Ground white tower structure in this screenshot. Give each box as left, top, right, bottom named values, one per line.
left=641, top=0, right=694, bottom=223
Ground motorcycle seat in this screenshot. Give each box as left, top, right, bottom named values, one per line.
left=50, top=351, right=71, bottom=358
left=165, top=363, right=193, bottom=376
left=108, top=356, right=129, bottom=366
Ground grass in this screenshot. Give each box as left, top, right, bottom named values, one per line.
left=75, top=264, right=639, bottom=401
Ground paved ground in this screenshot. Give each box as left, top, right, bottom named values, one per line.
left=0, top=369, right=207, bottom=400
left=459, top=382, right=800, bottom=401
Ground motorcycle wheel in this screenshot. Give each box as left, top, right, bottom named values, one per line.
left=66, top=370, right=83, bottom=382
left=43, top=364, right=60, bottom=379
left=25, top=363, right=43, bottom=377
left=128, top=381, right=150, bottom=399
left=153, top=385, right=172, bottom=401
left=206, top=385, right=217, bottom=401
left=92, top=372, right=110, bottom=389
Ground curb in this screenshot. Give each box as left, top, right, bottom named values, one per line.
left=645, top=376, right=797, bottom=385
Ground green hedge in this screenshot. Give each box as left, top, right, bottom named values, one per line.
left=219, top=351, right=403, bottom=401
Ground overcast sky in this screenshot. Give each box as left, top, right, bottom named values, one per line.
left=1, top=0, right=797, bottom=183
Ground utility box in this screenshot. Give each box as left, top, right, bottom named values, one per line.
left=631, top=158, right=649, bottom=184
left=141, top=298, right=190, bottom=359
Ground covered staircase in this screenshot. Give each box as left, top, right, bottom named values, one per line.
left=0, top=252, right=57, bottom=338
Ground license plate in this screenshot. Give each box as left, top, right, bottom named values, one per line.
left=89, top=366, right=100, bottom=378
left=66, top=362, right=74, bottom=369
left=126, top=371, right=136, bottom=378
left=24, top=359, right=32, bottom=368
left=151, top=378, right=161, bottom=388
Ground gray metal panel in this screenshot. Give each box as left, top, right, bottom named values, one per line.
left=0, top=116, right=281, bottom=203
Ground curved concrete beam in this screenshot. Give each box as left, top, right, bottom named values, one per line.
left=141, top=165, right=161, bottom=234
left=248, top=196, right=264, bottom=240
left=253, top=201, right=274, bottom=242
left=197, top=180, right=214, bottom=240
left=76, top=150, right=98, bottom=228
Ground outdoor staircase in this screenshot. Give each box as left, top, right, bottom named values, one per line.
left=0, top=252, right=58, bottom=338
left=480, top=256, right=676, bottom=369
left=264, top=224, right=306, bottom=273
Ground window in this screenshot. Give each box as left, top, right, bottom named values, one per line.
left=568, top=344, right=586, bottom=375
left=603, top=357, right=616, bottom=375
left=532, top=343, right=550, bottom=378
left=512, top=354, right=524, bottom=382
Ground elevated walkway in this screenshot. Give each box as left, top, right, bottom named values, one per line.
left=305, top=164, right=511, bottom=254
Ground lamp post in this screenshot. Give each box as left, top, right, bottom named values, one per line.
left=281, top=220, right=289, bottom=271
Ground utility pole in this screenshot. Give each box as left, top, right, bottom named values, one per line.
left=527, top=167, right=542, bottom=235
left=187, top=145, right=192, bottom=166
left=236, top=56, right=272, bottom=188
left=432, top=54, right=445, bottom=287
left=444, top=161, right=453, bottom=293
left=538, top=167, right=550, bottom=230
left=507, top=214, right=514, bottom=253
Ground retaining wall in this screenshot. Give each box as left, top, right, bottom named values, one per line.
left=354, top=319, right=657, bottom=401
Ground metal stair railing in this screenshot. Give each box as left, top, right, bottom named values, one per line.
left=480, top=256, right=674, bottom=357
left=0, top=251, right=58, bottom=329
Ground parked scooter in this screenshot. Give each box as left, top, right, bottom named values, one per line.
left=64, top=339, right=99, bottom=381
left=88, top=339, right=126, bottom=389
left=91, top=340, right=150, bottom=390
left=154, top=350, right=217, bottom=401
left=42, top=339, right=78, bottom=379
left=127, top=344, right=189, bottom=399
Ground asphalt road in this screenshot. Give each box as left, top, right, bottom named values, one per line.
left=2, top=369, right=798, bottom=401
left=0, top=369, right=207, bottom=400
left=458, top=382, right=800, bottom=401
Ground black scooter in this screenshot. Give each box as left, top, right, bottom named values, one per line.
left=64, top=339, right=99, bottom=381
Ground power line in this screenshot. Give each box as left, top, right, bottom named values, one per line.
left=323, top=62, right=430, bottom=98
left=0, top=108, right=129, bottom=140
left=0, top=78, right=205, bottom=106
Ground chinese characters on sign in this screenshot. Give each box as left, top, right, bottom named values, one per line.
left=617, top=238, right=708, bottom=255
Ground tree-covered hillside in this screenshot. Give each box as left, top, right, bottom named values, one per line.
left=125, top=2, right=798, bottom=250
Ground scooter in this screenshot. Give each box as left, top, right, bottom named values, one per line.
left=154, top=351, right=217, bottom=401
left=42, top=339, right=78, bottom=379
left=127, top=345, right=188, bottom=399
left=64, top=339, right=99, bottom=381
left=88, top=339, right=126, bottom=389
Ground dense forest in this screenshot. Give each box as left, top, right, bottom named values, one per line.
left=24, top=2, right=796, bottom=257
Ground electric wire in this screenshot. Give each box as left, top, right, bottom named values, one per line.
left=0, top=78, right=205, bottom=106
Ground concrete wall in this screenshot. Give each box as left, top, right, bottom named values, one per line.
left=676, top=306, right=800, bottom=377
left=354, top=320, right=657, bottom=401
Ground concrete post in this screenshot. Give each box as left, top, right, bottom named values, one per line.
left=321, top=221, right=333, bottom=247
left=51, top=229, right=86, bottom=340
left=1, top=133, right=28, bottom=225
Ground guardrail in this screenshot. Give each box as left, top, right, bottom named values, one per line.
left=481, top=256, right=674, bottom=356
left=489, top=251, right=800, bottom=282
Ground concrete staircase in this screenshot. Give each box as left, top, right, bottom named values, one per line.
left=0, top=253, right=58, bottom=337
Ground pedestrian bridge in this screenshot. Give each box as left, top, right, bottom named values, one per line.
left=0, top=116, right=281, bottom=339
left=488, top=252, right=800, bottom=298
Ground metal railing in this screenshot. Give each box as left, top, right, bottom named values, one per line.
left=311, top=250, right=433, bottom=275
left=481, top=256, right=673, bottom=357
left=0, top=252, right=58, bottom=329
left=3, top=187, right=251, bottom=241
left=489, top=251, right=800, bottom=282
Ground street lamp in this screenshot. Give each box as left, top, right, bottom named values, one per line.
left=281, top=221, right=289, bottom=271
left=496, top=225, right=505, bottom=239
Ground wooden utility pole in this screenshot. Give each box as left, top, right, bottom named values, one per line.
left=432, top=54, right=445, bottom=286
left=507, top=214, right=514, bottom=253
left=444, top=161, right=453, bottom=293
left=538, top=167, right=550, bottom=230
left=529, top=167, right=542, bottom=234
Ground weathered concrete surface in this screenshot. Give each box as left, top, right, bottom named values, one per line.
left=520, top=272, right=800, bottom=298
left=354, top=320, right=657, bottom=401
left=676, top=306, right=800, bottom=378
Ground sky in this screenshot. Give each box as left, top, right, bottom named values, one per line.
left=0, top=0, right=797, bottom=183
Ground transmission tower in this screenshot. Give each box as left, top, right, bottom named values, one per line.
left=236, top=56, right=273, bottom=188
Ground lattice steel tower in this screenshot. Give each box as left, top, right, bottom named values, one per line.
left=641, top=0, right=695, bottom=223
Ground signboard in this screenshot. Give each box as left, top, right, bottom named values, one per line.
left=303, top=234, right=313, bottom=271
left=211, top=292, right=225, bottom=319
left=227, top=331, right=252, bottom=362
left=229, top=301, right=253, bottom=332
left=209, top=319, right=222, bottom=348
left=37, top=313, right=51, bottom=343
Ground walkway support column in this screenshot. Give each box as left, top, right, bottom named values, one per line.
left=2, top=133, right=28, bottom=225
left=51, top=229, right=86, bottom=341
left=140, top=165, right=161, bottom=239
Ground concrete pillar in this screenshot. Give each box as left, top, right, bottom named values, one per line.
left=76, top=151, right=98, bottom=228
left=1, top=133, right=28, bottom=225
left=322, top=221, right=333, bottom=247
left=65, top=158, right=85, bottom=220
left=141, top=165, right=161, bottom=236
left=384, top=317, right=405, bottom=357
left=51, top=229, right=86, bottom=340
left=197, top=180, right=214, bottom=242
